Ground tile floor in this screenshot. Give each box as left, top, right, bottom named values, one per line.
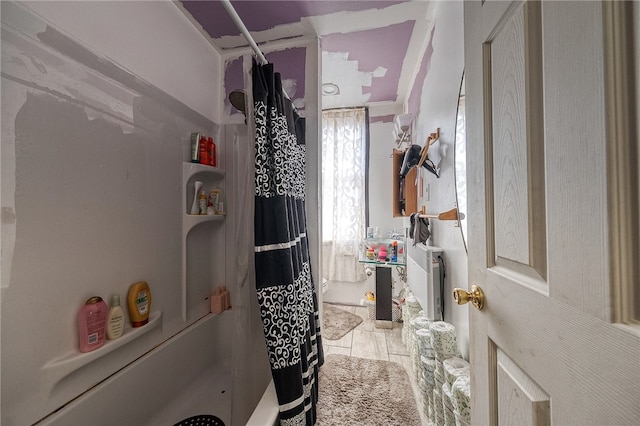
left=323, top=304, right=428, bottom=425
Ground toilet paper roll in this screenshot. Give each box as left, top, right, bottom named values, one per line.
left=422, top=372, right=435, bottom=387
left=436, top=351, right=463, bottom=363
left=407, top=311, right=421, bottom=324
left=433, top=387, right=444, bottom=424
left=454, top=410, right=471, bottom=426
left=415, top=327, right=432, bottom=342
left=422, top=400, right=430, bottom=419
left=452, top=376, right=471, bottom=423
left=410, top=315, right=429, bottom=333
left=419, top=376, right=429, bottom=393
left=425, top=381, right=435, bottom=395
left=434, top=362, right=446, bottom=384
left=407, top=304, right=422, bottom=313
left=429, top=411, right=436, bottom=426
left=421, top=355, right=437, bottom=374
left=443, top=357, right=471, bottom=386
left=435, top=376, right=445, bottom=393
left=406, top=307, right=421, bottom=320
left=423, top=391, right=434, bottom=405
left=443, top=405, right=457, bottom=426
left=413, top=316, right=431, bottom=331
left=406, top=295, right=421, bottom=308
left=421, top=366, right=435, bottom=387
left=429, top=394, right=437, bottom=424
left=442, top=381, right=455, bottom=412
left=401, top=305, right=408, bottom=335
left=430, top=321, right=457, bottom=354
left=425, top=348, right=438, bottom=359
left=415, top=328, right=437, bottom=358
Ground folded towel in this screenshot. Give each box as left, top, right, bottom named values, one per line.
left=409, top=213, right=430, bottom=245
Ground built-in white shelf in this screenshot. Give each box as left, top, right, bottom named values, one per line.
left=184, top=214, right=225, bottom=235
left=43, top=311, right=162, bottom=382
left=182, top=161, right=225, bottom=322
left=183, top=162, right=225, bottom=182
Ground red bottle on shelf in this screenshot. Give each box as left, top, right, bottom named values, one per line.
left=199, top=135, right=209, bottom=165
left=208, top=137, right=216, bottom=167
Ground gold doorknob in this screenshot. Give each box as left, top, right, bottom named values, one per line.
left=453, top=285, right=485, bottom=310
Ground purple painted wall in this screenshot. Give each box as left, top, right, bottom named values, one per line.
left=407, top=25, right=436, bottom=117
left=182, top=1, right=406, bottom=40
left=369, top=114, right=395, bottom=124
left=322, top=21, right=414, bottom=103
left=223, top=47, right=306, bottom=114
left=265, top=47, right=307, bottom=108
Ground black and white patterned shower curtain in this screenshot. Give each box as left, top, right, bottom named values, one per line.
left=252, top=60, right=324, bottom=425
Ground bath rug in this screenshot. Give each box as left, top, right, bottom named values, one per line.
left=322, top=303, right=363, bottom=340
left=317, top=354, right=421, bottom=425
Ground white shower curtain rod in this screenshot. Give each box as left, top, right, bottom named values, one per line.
left=220, top=0, right=268, bottom=65
left=221, top=0, right=298, bottom=110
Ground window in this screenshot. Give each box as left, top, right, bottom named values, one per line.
left=322, top=107, right=368, bottom=282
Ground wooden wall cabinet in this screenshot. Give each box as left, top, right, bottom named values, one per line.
left=392, top=149, right=418, bottom=217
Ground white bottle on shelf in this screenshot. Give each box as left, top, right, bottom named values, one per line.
left=106, top=294, right=125, bottom=340
left=189, top=180, right=203, bottom=215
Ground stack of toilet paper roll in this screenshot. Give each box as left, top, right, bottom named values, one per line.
left=421, top=355, right=437, bottom=380
left=442, top=357, right=470, bottom=426
left=420, top=355, right=437, bottom=418
left=442, top=381, right=456, bottom=426
left=402, top=294, right=422, bottom=344
left=411, top=319, right=431, bottom=376
left=427, top=321, right=464, bottom=426
left=409, top=315, right=430, bottom=343
left=432, top=381, right=445, bottom=425
left=405, top=315, right=435, bottom=420
left=443, top=357, right=470, bottom=387
left=452, top=375, right=471, bottom=426
left=405, top=316, right=472, bottom=425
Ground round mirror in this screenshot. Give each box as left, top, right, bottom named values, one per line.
left=454, top=74, right=467, bottom=252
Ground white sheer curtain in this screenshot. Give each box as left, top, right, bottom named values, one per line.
left=322, top=108, right=367, bottom=282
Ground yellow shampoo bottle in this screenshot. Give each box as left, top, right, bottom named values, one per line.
left=127, top=281, right=152, bottom=327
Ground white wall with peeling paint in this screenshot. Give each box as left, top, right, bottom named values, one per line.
left=20, top=0, right=221, bottom=121
left=407, top=1, right=468, bottom=359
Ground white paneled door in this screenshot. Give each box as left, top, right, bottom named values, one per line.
left=464, top=1, right=639, bottom=425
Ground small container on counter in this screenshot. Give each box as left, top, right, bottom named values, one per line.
left=366, top=247, right=375, bottom=260
left=391, top=240, right=398, bottom=262
left=78, top=296, right=108, bottom=353
left=378, top=245, right=387, bottom=262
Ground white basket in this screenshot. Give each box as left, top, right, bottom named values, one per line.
left=367, top=304, right=402, bottom=321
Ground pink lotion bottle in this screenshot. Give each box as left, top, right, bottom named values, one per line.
left=78, top=296, right=108, bottom=353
